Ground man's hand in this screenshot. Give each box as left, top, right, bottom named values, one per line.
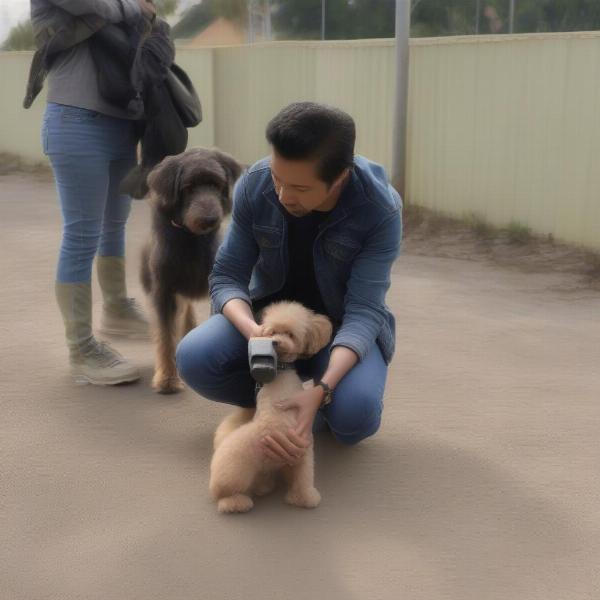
left=260, top=386, right=325, bottom=465
left=222, top=299, right=263, bottom=341
left=248, top=322, right=265, bottom=340
left=282, top=385, right=325, bottom=439
left=138, top=0, right=156, bottom=20
left=259, top=429, right=311, bottom=467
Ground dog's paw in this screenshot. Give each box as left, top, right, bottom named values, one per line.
left=285, top=486, right=321, bottom=509
left=152, top=373, right=184, bottom=394
left=217, top=494, right=254, bottom=514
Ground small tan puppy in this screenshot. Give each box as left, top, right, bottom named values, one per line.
left=209, top=301, right=332, bottom=514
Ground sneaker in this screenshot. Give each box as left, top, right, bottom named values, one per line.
left=100, top=298, right=150, bottom=339
left=71, top=339, right=140, bottom=385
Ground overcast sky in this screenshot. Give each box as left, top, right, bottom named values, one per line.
left=0, top=0, right=30, bottom=44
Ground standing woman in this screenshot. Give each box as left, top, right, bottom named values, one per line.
left=33, top=0, right=157, bottom=385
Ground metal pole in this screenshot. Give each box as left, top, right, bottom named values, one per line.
left=392, top=0, right=410, bottom=197
left=265, top=0, right=272, bottom=41
left=509, top=0, right=515, bottom=33
left=321, top=0, right=326, bottom=41
left=247, top=0, right=253, bottom=43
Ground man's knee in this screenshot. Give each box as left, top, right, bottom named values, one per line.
left=176, top=328, right=216, bottom=387
left=326, top=392, right=383, bottom=446
left=175, top=315, right=247, bottom=394
left=175, top=331, right=194, bottom=382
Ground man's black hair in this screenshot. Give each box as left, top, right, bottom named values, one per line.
left=266, top=102, right=356, bottom=185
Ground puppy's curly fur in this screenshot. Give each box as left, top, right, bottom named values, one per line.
left=209, top=302, right=332, bottom=514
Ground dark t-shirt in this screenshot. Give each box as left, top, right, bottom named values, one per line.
left=253, top=209, right=330, bottom=316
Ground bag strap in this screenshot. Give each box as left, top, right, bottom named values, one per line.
left=23, top=46, right=49, bottom=109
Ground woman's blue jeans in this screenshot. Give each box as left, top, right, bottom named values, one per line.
left=42, top=103, right=138, bottom=283
left=176, top=315, right=388, bottom=445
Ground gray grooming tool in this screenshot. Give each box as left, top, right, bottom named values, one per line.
left=248, top=337, right=278, bottom=383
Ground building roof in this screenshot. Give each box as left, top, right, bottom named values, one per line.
left=184, top=17, right=246, bottom=47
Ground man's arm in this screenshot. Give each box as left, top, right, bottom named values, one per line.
left=319, top=346, right=358, bottom=390
left=209, top=173, right=262, bottom=337
left=293, top=346, right=358, bottom=433
left=332, top=208, right=402, bottom=361
left=286, top=204, right=402, bottom=425
left=47, top=0, right=142, bottom=23
left=222, top=299, right=263, bottom=341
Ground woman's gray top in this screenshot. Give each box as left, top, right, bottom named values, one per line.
left=30, top=0, right=142, bottom=118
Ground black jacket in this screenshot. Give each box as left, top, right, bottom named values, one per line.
left=90, top=19, right=197, bottom=198
left=25, top=4, right=202, bottom=199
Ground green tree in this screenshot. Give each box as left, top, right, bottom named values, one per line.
left=411, top=0, right=478, bottom=37
left=514, top=0, right=600, bottom=33
left=171, top=0, right=247, bottom=39
left=171, top=0, right=600, bottom=41
left=470, top=0, right=600, bottom=34
left=156, top=0, right=180, bottom=17
left=271, top=0, right=397, bottom=40
left=2, top=21, right=34, bottom=51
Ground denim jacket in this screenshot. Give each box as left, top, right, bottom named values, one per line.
left=209, top=155, right=402, bottom=364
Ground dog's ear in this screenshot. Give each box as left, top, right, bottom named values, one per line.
left=147, top=154, right=183, bottom=211
left=213, top=149, right=243, bottom=185
left=303, top=313, right=333, bottom=356
left=212, top=149, right=243, bottom=205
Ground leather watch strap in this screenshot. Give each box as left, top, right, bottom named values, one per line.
left=316, top=380, right=333, bottom=406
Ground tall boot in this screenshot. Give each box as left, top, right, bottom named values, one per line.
left=55, top=281, right=140, bottom=385
left=96, top=255, right=149, bottom=338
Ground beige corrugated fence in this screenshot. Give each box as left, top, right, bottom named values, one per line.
left=1, top=33, right=598, bottom=249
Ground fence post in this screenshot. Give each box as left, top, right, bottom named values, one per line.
left=392, top=0, right=411, bottom=198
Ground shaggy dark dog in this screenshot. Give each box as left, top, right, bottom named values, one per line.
left=142, top=147, right=242, bottom=393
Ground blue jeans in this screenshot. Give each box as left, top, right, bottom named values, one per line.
left=42, top=103, right=138, bottom=283
left=176, top=315, right=388, bottom=445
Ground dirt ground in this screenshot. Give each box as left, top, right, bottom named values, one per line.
left=1, top=173, right=599, bottom=600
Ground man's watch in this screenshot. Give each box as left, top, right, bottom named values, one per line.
left=315, top=380, right=333, bottom=406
